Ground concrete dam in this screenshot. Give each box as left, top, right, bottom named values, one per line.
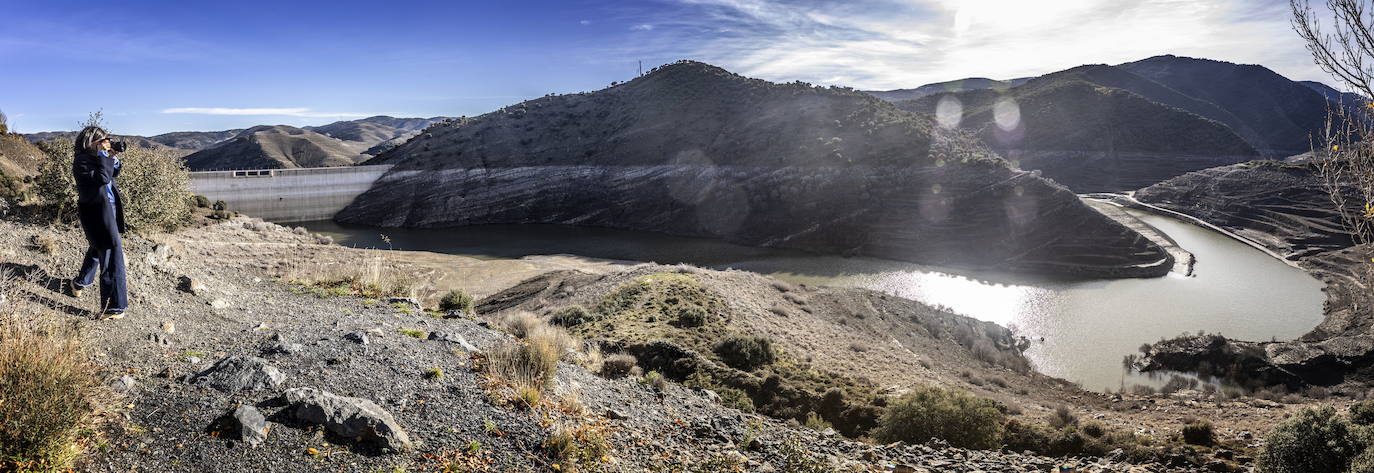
left=189, top=165, right=392, bottom=223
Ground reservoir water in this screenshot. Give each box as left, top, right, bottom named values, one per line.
left=300, top=207, right=1326, bottom=392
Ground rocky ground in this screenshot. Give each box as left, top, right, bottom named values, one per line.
left=1, top=216, right=1328, bottom=472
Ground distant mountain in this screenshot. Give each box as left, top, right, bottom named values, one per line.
left=149, top=130, right=243, bottom=150
left=304, top=115, right=447, bottom=155
left=182, top=125, right=369, bottom=170
left=23, top=131, right=189, bottom=156
left=897, top=63, right=1259, bottom=192
left=1299, top=80, right=1368, bottom=109
left=866, top=78, right=1013, bottom=102
left=339, top=61, right=1171, bottom=278
left=1118, top=55, right=1331, bottom=157
left=24, top=115, right=448, bottom=171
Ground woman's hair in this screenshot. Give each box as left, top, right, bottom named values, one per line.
left=74, top=126, right=110, bottom=156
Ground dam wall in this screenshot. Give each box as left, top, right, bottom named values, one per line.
left=189, top=165, right=392, bottom=223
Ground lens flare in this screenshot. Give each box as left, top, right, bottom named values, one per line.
left=994, top=96, right=1021, bottom=131
left=935, top=95, right=963, bottom=129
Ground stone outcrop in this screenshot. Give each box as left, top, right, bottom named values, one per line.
left=276, top=388, right=413, bottom=451
left=190, top=355, right=287, bottom=392
left=223, top=406, right=269, bottom=447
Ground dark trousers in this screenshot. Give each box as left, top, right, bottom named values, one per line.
left=75, top=202, right=128, bottom=313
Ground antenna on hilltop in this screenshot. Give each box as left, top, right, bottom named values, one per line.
left=638, top=60, right=643, bottom=77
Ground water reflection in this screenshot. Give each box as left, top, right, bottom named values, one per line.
left=300, top=209, right=1325, bottom=392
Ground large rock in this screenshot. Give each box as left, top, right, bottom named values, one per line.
left=191, top=356, right=287, bottom=392
left=223, top=406, right=269, bottom=447
left=277, top=388, right=413, bottom=451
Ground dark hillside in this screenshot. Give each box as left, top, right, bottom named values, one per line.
left=343, top=61, right=1171, bottom=278
left=1120, top=55, right=1330, bottom=157
left=900, top=65, right=1258, bottom=191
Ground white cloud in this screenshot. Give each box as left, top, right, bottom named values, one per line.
left=581, top=19, right=592, bottom=25
left=626, top=0, right=1328, bottom=90
left=631, top=23, right=655, bottom=31
left=160, top=107, right=372, bottom=118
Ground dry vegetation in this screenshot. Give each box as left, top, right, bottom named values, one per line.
left=0, top=272, right=107, bottom=472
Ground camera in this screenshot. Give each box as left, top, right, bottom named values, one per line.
left=110, top=141, right=127, bottom=152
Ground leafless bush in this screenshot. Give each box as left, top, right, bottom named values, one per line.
left=1293, top=0, right=1374, bottom=298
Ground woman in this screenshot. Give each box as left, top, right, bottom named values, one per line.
left=69, top=126, right=128, bottom=319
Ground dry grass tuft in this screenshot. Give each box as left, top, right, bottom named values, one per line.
left=0, top=277, right=107, bottom=472
left=599, top=353, right=638, bottom=378
left=29, top=232, right=57, bottom=255
left=281, top=254, right=420, bottom=300
left=498, top=311, right=544, bottom=339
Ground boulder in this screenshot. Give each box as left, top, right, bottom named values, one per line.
left=191, top=355, right=287, bottom=392
left=224, top=405, right=269, bottom=447
left=276, top=388, right=413, bottom=451
left=109, top=375, right=137, bottom=394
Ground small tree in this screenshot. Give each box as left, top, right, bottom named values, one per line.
left=0, top=108, right=9, bottom=134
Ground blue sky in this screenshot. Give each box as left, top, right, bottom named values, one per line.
left=1, top=0, right=1326, bottom=136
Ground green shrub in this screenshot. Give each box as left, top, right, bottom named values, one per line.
left=676, top=305, right=708, bottom=327
left=212, top=200, right=227, bottom=211
left=439, top=289, right=476, bottom=315
left=718, top=387, right=755, bottom=412
left=870, top=385, right=1005, bottom=449
left=193, top=195, right=210, bottom=208
left=803, top=412, right=832, bottom=431
left=1082, top=421, right=1106, bottom=438
left=0, top=317, right=105, bottom=473
left=776, top=435, right=832, bottom=473
left=34, top=139, right=77, bottom=222
left=713, top=335, right=777, bottom=371
left=550, top=305, right=595, bottom=327
left=119, top=146, right=193, bottom=231
left=1258, top=405, right=1361, bottom=473
left=642, top=370, right=667, bottom=390
left=1182, top=421, right=1214, bottom=446
left=1351, top=400, right=1374, bottom=426
left=545, top=424, right=609, bottom=470
left=1351, top=447, right=1374, bottom=473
